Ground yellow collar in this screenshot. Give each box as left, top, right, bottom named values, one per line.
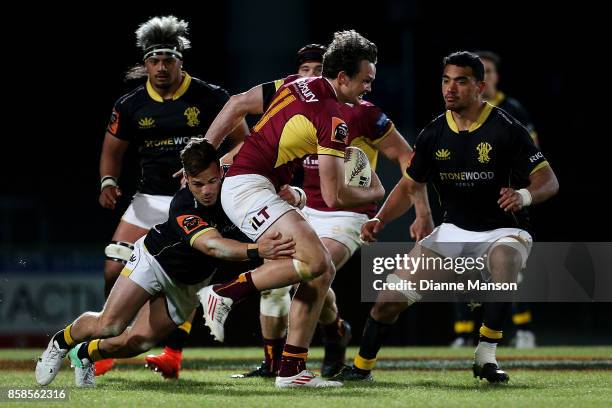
left=445, top=102, right=494, bottom=133
left=146, top=72, right=192, bottom=102
left=489, top=91, right=506, bottom=107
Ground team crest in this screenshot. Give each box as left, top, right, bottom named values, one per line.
left=476, top=142, right=492, bottom=163
left=435, top=148, right=451, bottom=160
left=176, top=214, right=207, bottom=234
left=184, top=106, right=201, bottom=127
left=331, top=117, right=348, bottom=144
left=138, top=117, right=155, bottom=129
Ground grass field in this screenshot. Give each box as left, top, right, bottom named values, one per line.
left=1, top=347, right=611, bottom=407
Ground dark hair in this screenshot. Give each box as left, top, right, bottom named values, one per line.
left=322, top=30, right=377, bottom=79
left=180, top=138, right=219, bottom=176
left=443, top=51, right=485, bottom=82
left=297, top=43, right=326, bottom=67
left=475, top=50, right=501, bottom=70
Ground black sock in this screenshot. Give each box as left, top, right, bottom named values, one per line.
left=481, top=302, right=511, bottom=343
left=354, top=315, right=393, bottom=372
left=164, top=324, right=191, bottom=351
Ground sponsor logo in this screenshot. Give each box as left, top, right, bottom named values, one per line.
left=435, top=148, right=451, bottom=160
left=296, top=78, right=319, bottom=103
left=144, top=136, right=193, bottom=148
left=303, top=155, right=319, bottom=169
left=331, top=117, right=349, bottom=144
left=529, top=151, right=544, bottom=163
left=250, top=207, right=271, bottom=231
left=476, top=142, right=492, bottom=163
left=138, top=117, right=155, bottom=129
left=184, top=106, right=201, bottom=127
left=439, top=171, right=495, bottom=181
left=108, top=108, right=120, bottom=135
left=176, top=215, right=208, bottom=234
left=129, top=253, right=136, bottom=263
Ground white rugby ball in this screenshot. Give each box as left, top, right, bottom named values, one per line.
left=344, top=146, right=371, bottom=187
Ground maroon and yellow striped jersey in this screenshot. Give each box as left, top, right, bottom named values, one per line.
left=228, top=75, right=347, bottom=190
left=302, top=100, right=394, bottom=217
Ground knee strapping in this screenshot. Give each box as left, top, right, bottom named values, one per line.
left=105, top=241, right=134, bottom=264
left=488, top=237, right=529, bottom=269
left=260, top=286, right=291, bottom=317
left=386, top=273, right=422, bottom=304
left=293, top=259, right=314, bottom=281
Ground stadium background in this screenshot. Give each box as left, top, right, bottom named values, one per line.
left=1, top=1, right=609, bottom=348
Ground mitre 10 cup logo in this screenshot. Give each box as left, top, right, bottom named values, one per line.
left=331, top=117, right=348, bottom=144
left=176, top=215, right=207, bottom=234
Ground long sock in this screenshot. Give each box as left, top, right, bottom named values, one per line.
left=52, top=324, right=76, bottom=350
left=213, top=272, right=257, bottom=302
left=512, top=303, right=533, bottom=331
left=263, top=337, right=285, bottom=373
left=164, top=321, right=192, bottom=351
left=476, top=302, right=511, bottom=366
left=77, top=340, right=105, bottom=364
left=320, top=316, right=343, bottom=344
left=278, top=344, right=308, bottom=377
left=354, top=316, right=393, bottom=373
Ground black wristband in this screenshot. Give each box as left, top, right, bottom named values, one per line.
left=247, top=246, right=260, bottom=260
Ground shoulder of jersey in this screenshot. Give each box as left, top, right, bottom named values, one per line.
left=116, top=84, right=146, bottom=106
left=189, top=77, right=227, bottom=95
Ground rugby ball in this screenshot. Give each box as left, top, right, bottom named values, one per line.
left=344, top=146, right=371, bottom=187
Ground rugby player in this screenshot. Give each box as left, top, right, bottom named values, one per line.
left=333, top=51, right=559, bottom=383
left=198, top=30, right=385, bottom=388
left=97, top=15, right=248, bottom=375
left=35, top=139, right=294, bottom=387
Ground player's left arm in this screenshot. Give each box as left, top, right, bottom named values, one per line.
left=498, top=165, right=559, bottom=212
left=498, top=126, right=559, bottom=212
left=377, top=128, right=413, bottom=173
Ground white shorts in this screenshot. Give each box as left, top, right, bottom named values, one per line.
left=122, top=237, right=214, bottom=325
left=302, top=206, right=369, bottom=256
left=121, top=193, right=173, bottom=230
left=221, top=174, right=296, bottom=241
left=419, top=223, right=533, bottom=274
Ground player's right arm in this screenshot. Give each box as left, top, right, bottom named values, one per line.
left=192, top=229, right=295, bottom=261
left=318, top=155, right=385, bottom=208
left=204, top=84, right=265, bottom=149
left=360, top=177, right=427, bottom=242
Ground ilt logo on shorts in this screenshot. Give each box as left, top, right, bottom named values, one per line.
left=250, top=207, right=271, bottom=231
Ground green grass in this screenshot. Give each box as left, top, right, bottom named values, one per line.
left=1, top=347, right=611, bottom=407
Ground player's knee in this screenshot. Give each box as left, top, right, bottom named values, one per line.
left=105, top=241, right=134, bottom=266
left=297, top=250, right=334, bottom=281
left=260, top=287, right=291, bottom=317
left=488, top=239, right=525, bottom=283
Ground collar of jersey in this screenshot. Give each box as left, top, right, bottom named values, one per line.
left=445, top=102, right=494, bottom=133
left=489, top=91, right=506, bottom=107
left=323, top=77, right=338, bottom=100
left=146, top=72, right=192, bottom=102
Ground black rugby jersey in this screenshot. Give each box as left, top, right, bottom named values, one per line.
left=143, top=187, right=244, bottom=285
left=107, top=73, right=230, bottom=195
left=489, top=91, right=537, bottom=140
left=406, top=103, right=549, bottom=232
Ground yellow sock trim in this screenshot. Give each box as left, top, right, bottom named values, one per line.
left=480, top=325, right=503, bottom=340
left=512, top=311, right=532, bottom=326
left=120, top=267, right=133, bottom=277
left=63, top=324, right=76, bottom=347
left=178, top=321, right=192, bottom=334
left=354, top=354, right=377, bottom=371
left=88, top=339, right=103, bottom=362
left=282, top=351, right=308, bottom=360
left=454, top=320, right=475, bottom=334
